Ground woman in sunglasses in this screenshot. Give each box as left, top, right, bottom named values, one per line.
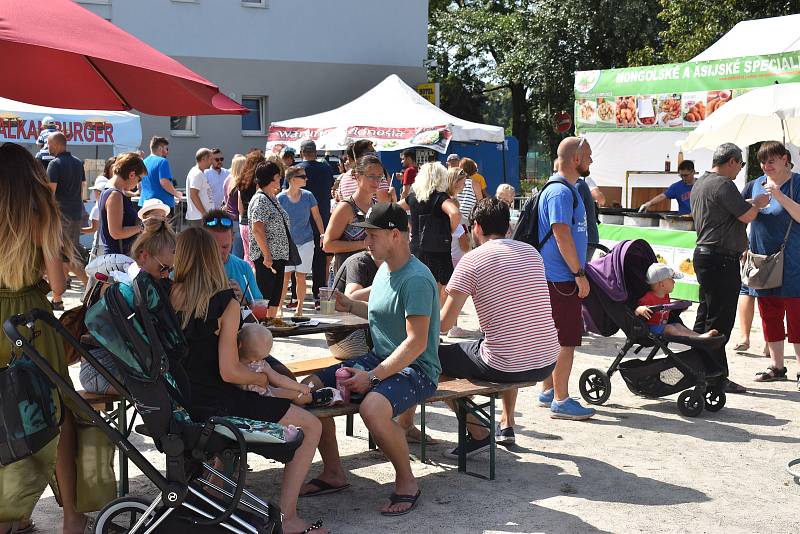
left=99, top=152, right=146, bottom=256
left=248, top=162, right=293, bottom=318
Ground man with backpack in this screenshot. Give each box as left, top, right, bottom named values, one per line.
left=535, top=136, right=594, bottom=420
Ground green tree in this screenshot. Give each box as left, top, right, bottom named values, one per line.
left=429, top=0, right=664, bottom=169
left=631, top=0, right=796, bottom=64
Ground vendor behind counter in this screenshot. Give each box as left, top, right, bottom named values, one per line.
left=638, top=160, right=696, bottom=215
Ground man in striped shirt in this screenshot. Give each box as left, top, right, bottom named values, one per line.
left=439, top=197, right=560, bottom=456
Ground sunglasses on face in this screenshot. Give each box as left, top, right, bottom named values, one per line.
left=157, top=259, right=173, bottom=274
left=204, top=217, right=233, bottom=229
left=214, top=157, right=224, bottom=162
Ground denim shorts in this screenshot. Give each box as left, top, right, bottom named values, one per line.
left=315, top=352, right=437, bottom=417
left=79, top=348, right=122, bottom=394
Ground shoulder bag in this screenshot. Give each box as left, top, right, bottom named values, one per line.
left=741, top=178, right=793, bottom=290
left=264, top=193, right=302, bottom=266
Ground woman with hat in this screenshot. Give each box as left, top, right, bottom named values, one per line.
left=99, top=152, right=146, bottom=256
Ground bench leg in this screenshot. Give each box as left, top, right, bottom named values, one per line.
left=368, top=431, right=376, bottom=450
left=457, top=399, right=467, bottom=473
left=489, top=394, right=496, bottom=481
left=419, top=403, right=427, bottom=463
left=345, top=413, right=354, bottom=437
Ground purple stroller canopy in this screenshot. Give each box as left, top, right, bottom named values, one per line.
left=586, top=239, right=657, bottom=303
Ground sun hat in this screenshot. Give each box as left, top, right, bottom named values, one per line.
left=89, top=176, right=109, bottom=191
left=137, top=198, right=170, bottom=221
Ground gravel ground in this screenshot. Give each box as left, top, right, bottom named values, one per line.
left=24, top=282, right=800, bottom=533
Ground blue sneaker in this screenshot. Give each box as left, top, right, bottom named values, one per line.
left=538, top=388, right=554, bottom=407
left=550, top=398, right=595, bottom=420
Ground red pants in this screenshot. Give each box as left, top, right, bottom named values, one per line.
left=757, top=296, right=800, bottom=343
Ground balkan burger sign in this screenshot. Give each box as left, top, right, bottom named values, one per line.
left=0, top=116, right=116, bottom=144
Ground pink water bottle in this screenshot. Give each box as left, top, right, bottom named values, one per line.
left=335, top=367, right=351, bottom=404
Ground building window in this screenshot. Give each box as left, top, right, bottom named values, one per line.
left=241, top=0, right=268, bottom=7
left=241, top=97, right=267, bottom=135
left=170, top=116, right=197, bottom=136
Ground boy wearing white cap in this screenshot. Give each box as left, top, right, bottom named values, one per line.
left=636, top=263, right=718, bottom=338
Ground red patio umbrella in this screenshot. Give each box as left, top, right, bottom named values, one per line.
left=0, top=0, right=247, bottom=115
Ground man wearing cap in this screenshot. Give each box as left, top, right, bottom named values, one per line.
left=83, top=176, right=109, bottom=262
left=297, top=140, right=336, bottom=306
left=691, top=142, right=770, bottom=393
left=301, top=203, right=440, bottom=516
left=446, top=153, right=460, bottom=169
left=636, top=263, right=718, bottom=339
left=35, top=117, right=59, bottom=171
left=280, top=146, right=296, bottom=169
left=204, top=148, right=229, bottom=209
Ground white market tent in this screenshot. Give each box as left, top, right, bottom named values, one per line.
left=0, top=96, right=141, bottom=154
left=584, top=14, right=800, bottom=196
left=267, top=74, right=504, bottom=154
left=691, top=14, right=800, bottom=61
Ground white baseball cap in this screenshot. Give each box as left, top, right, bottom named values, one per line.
left=646, top=263, right=684, bottom=284
left=42, top=116, right=55, bottom=126
left=137, top=198, right=170, bottom=221
left=89, top=176, right=109, bottom=191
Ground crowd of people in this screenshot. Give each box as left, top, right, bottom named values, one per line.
left=1, top=119, right=798, bottom=532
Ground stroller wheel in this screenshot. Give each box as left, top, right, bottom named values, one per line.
left=95, top=496, right=157, bottom=533
left=579, top=368, right=612, bottom=405
left=704, top=388, right=726, bottom=412
left=677, top=389, right=704, bottom=417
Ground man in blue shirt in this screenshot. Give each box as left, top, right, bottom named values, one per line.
left=140, top=136, right=183, bottom=214
left=302, top=203, right=439, bottom=516
left=296, top=140, right=335, bottom=304
left=536, top=136, right=594, bottom=421
left=202, top=209, right=263, bottom=304
left=639, top=160, right=696, bottom=214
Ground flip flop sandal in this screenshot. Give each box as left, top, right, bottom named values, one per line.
left=381, top=490, right=421, bottom=517
left=754, top=365, right=788, bottom=382
left=286, top=519, right=324, bottom=534
left=299, top=478, right=350, bottom=497
left=732, top=342, right=750, bottom=352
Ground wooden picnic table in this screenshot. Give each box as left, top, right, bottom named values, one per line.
left=266, top=311, right=369, bottom=338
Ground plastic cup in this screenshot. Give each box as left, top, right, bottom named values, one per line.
left=251, top=299, right=269, bottom=320
left=319, top=287, right=335, bottom=315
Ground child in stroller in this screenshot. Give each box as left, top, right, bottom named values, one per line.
left=635, top=263, right=718, bottom=339
left=580, top=239, right=727, bottom=417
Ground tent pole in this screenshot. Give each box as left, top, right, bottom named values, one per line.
left=501, top=139, right=507, bottom=183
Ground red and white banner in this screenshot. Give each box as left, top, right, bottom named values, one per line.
left=267, top=125, right=453, bottom=154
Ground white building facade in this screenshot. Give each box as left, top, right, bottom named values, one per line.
left=76, top=0, right=429, bottom=181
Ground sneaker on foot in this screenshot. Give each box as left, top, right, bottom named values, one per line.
left=550, top=398, right=595, bottom=420
left=309, top=387, right=343, bottom=407
left=443, top=434, right=491, bottom=459
left=495, top=425, right=515, bottom=445
left=538, top=388, right=554, bottom=407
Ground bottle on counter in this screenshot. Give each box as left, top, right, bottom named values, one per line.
left=677, top=150, right=684, bottom=165
left=664, top=153, right=671, bottom=172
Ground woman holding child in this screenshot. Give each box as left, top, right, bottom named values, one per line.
left=170, top=228, right=327, bottom=534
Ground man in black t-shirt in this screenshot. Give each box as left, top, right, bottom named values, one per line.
left=690, top=142, right=768, bottom=393
left=297, top=140, right=335, bottom=305
left=47, top=132, right=88, bottom=308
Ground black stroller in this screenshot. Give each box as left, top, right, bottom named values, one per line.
left=579, top=239, right=728, bottom=417
left=3, top=273, right=304, bottom=533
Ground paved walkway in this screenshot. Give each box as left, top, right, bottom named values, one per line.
left=26, top=283, right=800, bottom=533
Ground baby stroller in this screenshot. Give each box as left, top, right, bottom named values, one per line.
left=3, top=272, right=304, bottom=533
left=579, top=239, right=727, bottom=417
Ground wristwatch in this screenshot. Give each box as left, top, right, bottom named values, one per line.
left=573, top=268, right=586, bottom=278
left=368, top=371, right=381, bottom=388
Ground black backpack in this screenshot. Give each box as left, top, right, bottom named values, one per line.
left=512, top=177, right=578, bottom=250
left=418, top=192, right=453, bottom=254
left=0, top=353, right=62, bottom=465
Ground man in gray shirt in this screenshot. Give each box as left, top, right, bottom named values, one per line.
left=690, top=142, right=769, bottom=393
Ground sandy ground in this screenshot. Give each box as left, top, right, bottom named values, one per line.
left=24, top=283, right=800, bottom=533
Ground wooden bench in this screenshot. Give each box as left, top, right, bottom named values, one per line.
left=308, top=378, right=538, bottom=480
left=286, top=356, right=341, bottom=377
left=78, top=390, right=133, bottom=496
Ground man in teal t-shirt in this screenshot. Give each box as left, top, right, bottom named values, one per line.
left=304, top=202, right=439, bottom=516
